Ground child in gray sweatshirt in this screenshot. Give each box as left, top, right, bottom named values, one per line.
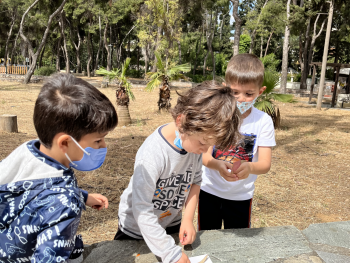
left=116, top=81, right=242, bottom=263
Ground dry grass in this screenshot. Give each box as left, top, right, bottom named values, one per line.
left=0, top=77, right=350, bottom=245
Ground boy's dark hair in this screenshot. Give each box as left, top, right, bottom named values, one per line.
left=225, top=53, right=264, bottom=87
left=171, top=80, right=241, bottom=151
left=34, top=73, right=118, bottom=148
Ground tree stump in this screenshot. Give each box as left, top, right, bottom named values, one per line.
left=0, top=114, right=18, bottom=133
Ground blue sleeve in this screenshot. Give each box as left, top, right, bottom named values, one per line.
left=81, top=189, right=88, bottom=203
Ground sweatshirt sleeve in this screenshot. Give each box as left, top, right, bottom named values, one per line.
left=132, top=160, right=183, bottom=263
left=81, top=189, right=88, bottom=203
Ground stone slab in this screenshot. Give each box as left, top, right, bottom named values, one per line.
left=186, top=226, right=312, bottom=263
left=315, top=250, right=350, bottom=263
left=302, top=221, right=350, bottom=249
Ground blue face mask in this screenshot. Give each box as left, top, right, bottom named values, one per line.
left=65, top=136, right=107, bottom=171
left=236, top=97, right=258, bottom=114
left=174, top=130, right=184, bottom=150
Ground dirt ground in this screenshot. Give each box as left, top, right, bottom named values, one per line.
left=0, top=78, right=349, bottom=245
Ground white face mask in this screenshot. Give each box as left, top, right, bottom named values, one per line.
left=236, top=97, right=258, bottom=114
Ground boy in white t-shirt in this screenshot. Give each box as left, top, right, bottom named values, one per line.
left=198, top=54, right=276, bottom=230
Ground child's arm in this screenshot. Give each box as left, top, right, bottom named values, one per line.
left=235, top=146, right=272, bottom=180
left=202, top=147, right=238, bottom=181
left=132, top=160, right=183, bottom=263
left=179, top=184, right=200, bottom=245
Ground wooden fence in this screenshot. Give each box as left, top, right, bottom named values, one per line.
left=0, top=65, right=28, bottom=75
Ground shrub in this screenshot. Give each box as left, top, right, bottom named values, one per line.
left=294, top=73, right=301, bottom=82
left=186, top=73, right=213, bottom=83
left=34, top=66, right=56, bottom=76
left=126, top=69, right=143, bottom=78
left=261, top=54, right=280, bottom=71
left=215, top=53, right=229, bottom=76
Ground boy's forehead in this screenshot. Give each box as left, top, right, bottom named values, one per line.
left=229, top=82, right=260, bottom=91
left=81, top=131, right=108, bottom=140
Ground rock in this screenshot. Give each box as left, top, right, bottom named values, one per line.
left=302, top=221, right=350, bottom=249
left=186, top=226, right=312, bottom=263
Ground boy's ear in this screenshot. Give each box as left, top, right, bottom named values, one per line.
left=259, top=86, right=266, bottom=95
left=175, top=114, right=183, bottom=128
left=56, top=133, right=71, bottom=153
left=222, top=82, right=227, bottom=87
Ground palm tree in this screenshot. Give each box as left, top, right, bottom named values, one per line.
left=145, top=52, right=191, bottom=111
left=96, top=57, right=135, bottom=126
left=255, top=70, right=295, bottom=129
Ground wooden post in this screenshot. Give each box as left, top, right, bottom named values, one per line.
left=309, top=64, right=317, bottom=103
left=331, top=66, right=340, bottom=107
left=0, top=114, right=18, bottom=133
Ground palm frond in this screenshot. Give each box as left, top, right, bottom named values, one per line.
left=155, top=51, right=165, bottom=72
left=262, top=70, right=280, bottom=94
left=255, top=100, right=276, bottom=115
left=145, top=77, right=161, bottom=92
left=121, top=57, right=131, bottom=78
left=167, top=63, right=191, bottom=79
left=95, top=67, right=120, bottom=81
left=170, top=73, right=190, bottom=81
left=124, top=82, right=135, bottom=101
left=271, top=93, right=296, bottom=103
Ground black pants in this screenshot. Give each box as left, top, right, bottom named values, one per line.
left=114, top=223, right=181, bottom=240
left=198, top=190, right=252, bottom=231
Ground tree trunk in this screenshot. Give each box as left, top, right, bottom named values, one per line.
left=90, top=33, right=95, bottom=74
left=308, top=64, right=316, bottom=103
left=178, top=41, right=182, bottom=64
left=249, top=0, right=269, bottom=54
left=38, top=45, right=45, bottom=67
left=158, top=77, right=171, bottom=111
left=300, top=17, right=311, bottom=89
left=203, top=50, right=209, bottom=76
left=308, top=16, right=326, bottom=68
left=193, top=34, right=202, bottom=75
left=231, top=0, right=242, bottom=56
left=60, top=11, right=69, bottom=73
left=56, top=36, right=62, bottom=72
left=137, top=41, right=140, bottom=73
left=316, top=0, right=333, bottom=110
left=20, top=0, right=68, bottom=84
left=87, top=23, right=92, bottom=78
left=260, top=35, right=263, bottom=58
left=264, top=30, right=274, bottom=57
left=280, top=0, right=291, bottom=94
left=10, top=31, right=19, bottom=64
left=5, top=8, right=16, bottom=69
left=141, top=46, right=149, bottom=75
left=116, top=87, right=131, bottom=126
left=104, top=21, right=111, bottom=71
left=152, top=26, right=162, bottom=72
left=95, top=14, right=103, bottom=70
left=298, top=35, right=304, bottom=73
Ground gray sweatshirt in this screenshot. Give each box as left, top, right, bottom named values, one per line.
left=118, top=125, right=202, bottom=263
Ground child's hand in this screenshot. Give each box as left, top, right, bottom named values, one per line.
left=235, top=162, right=252, bottom=180
left=217, top=161, right=238, bottom=182
left=179, top=219, right=196, bottom=245
left=176, top=252, right=190, bottom=263
left=86, top=193, right=109, bottom=211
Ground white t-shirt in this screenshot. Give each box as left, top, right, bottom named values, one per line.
left=201, top=107, right=276, bottom=200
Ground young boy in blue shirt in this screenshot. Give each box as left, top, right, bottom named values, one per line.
left=0, top=74, right=118, bottom=262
